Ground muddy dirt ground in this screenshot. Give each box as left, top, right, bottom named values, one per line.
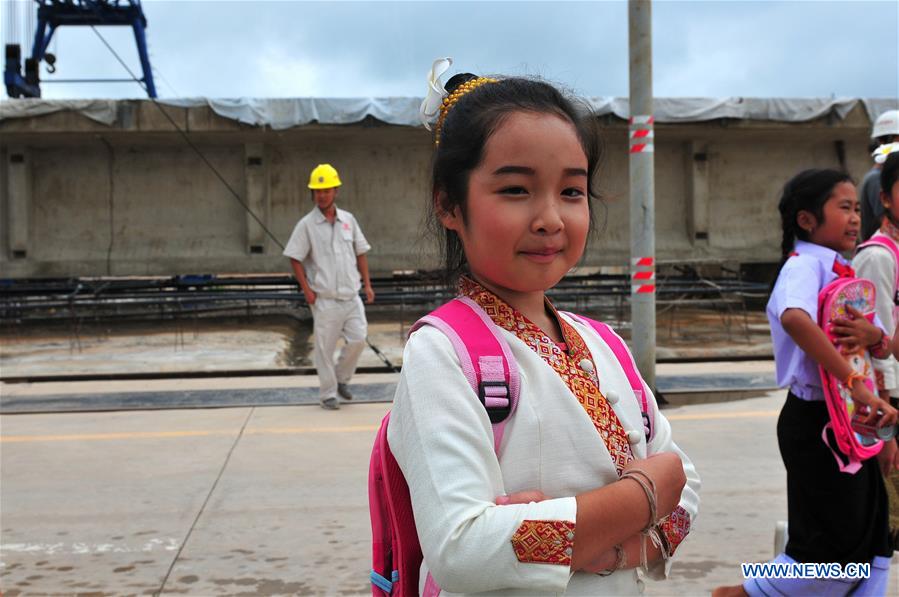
left=0, top=307, right=772, bottom=379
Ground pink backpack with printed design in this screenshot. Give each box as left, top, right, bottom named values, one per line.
left=816, top=276, right=883, bottom=474
left=368, top=298, right=654, bottom=596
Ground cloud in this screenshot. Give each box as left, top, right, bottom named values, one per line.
left=654, top=0, right=898, bottom=97
left=2, top=0, right=895, bottom=100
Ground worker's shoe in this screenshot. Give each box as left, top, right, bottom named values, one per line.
left=337, top=383, right=354, bottom=401
left=320, top=396, right=340, bottom=410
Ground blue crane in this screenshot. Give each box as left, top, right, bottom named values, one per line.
left=4, top=0, right=157, bottom=98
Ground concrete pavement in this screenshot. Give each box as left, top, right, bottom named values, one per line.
left=1, top=387, right=897, bottom=595
left=0, top=361, right=779, bottom=414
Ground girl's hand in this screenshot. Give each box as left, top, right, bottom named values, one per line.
left=622, top=453, right=686, bottom=520
left=495, top=490, right=548, bottom=505
left=832, top=306, right=882, bottom=351
left=851, top=380, right=899, bottom=426
left=876, top=437, right=899, bottom=477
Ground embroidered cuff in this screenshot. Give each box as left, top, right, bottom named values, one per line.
left=511, top=520, right=575, bottom=566
left=658, top=506, right=691, bottom=556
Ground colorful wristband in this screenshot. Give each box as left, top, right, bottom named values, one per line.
left=844, top=370, right=867, bottom=388
left=868, top=331, right=891, bottom=358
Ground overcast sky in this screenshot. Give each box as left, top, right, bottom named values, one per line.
left=1, top=0, right=897, bottom=100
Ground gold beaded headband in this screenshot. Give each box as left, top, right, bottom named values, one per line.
left=433, top=77, right=498, bottom=146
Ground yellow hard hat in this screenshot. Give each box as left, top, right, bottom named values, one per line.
left=308, top=164, right=342, bottom=189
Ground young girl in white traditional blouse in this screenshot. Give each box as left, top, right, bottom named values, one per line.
left=386, top=61, right=701, bottom=596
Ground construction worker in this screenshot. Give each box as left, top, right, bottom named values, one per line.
left=283, top=164, right=375, bottom=410
left=861, top=109, right=899, bottom=240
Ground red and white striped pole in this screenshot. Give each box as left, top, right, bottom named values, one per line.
left=628, top=0, right=656, bottom=390
left=631, top=256, right=656, bottom=294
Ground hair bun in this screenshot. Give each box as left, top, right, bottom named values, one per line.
left=444, top=73, right=479, bottom=96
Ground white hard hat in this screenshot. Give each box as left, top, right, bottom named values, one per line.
left=872, top=109, right=899, bottom=140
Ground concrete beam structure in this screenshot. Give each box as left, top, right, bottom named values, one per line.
left=0, top=100, right=880, bottom=278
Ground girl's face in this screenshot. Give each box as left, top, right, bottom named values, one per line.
left=803, top=181, right=859, bottom=252
left=440, top=111, right=590, bottom=300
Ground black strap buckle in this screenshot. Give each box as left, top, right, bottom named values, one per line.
left=478, top=380, right=512, bottom=424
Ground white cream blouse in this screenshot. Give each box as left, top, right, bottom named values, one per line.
left=387, top=283, right=701, bottom=596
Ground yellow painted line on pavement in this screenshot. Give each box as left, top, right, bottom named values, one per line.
left=0, top=425, right=380, bottom=443
left=667, top=410, right=779, bottom=421
left=246, top=425, right=379, bottom=435
left=1, top=411, right=780, bottom=443
left=1, top=430, right=227, bottom=442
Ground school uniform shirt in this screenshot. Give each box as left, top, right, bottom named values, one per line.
left=282, top=206, right=371, bottom=300
left=853, top=228, right=899, bottom=398
left=387, top=278, right=701, bottom=596
left=768, top=240, right=887, bottom=401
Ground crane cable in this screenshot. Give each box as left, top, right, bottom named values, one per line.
left=87, top=26, right=400, bottom=373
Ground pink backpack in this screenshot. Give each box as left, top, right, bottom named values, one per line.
left=816, top=276, right=884, bottom=474
left=368, top=297, right=654, bottom=596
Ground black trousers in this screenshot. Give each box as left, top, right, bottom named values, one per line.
left=778, top=392, right=891, bottom=565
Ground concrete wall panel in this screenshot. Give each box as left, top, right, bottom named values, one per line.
left=0, top=100, right=880, bottom=278
left=31, top=147, right=110, bottom=266
left=268, top=128, right=437, bottom=272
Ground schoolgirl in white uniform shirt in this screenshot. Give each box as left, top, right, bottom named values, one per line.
left=714, top=169, right=898, bottom=597
left=387, top=65, right=700, bottom=596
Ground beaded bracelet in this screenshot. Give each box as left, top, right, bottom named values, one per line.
left=595, top=544, right=626, bottom=577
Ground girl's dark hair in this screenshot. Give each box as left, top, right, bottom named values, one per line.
left=427, top=73, right=602, bottom=281
left=881, top=152, right=899, bottom=197
left=774, top=168, right=854, bottom=280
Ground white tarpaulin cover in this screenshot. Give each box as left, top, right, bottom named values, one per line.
left=1, top=97, right=896, bottom=130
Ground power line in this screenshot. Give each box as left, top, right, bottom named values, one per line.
left=89, top=25, right=285, bottom=251
left=87, top=26, right=399, bottom=370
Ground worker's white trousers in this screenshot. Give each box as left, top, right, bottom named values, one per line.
left=311, top=296, right=367, bottom=400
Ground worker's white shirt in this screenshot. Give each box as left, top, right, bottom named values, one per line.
left=853, top=240, right=899, bottom=397
left=283, top=206, right=371, bottom=300
left=387, top=314, right=701, bottom=596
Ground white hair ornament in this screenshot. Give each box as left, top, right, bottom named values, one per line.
left=419, top=57, right=453, bottom=130
left=872, top=142, right=899, bottom=165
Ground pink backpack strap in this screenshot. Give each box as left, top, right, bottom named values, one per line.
left=562, top=312, right=654, bottom=442
left=858, top=234, right=899, bottom=290
left=409, top=297, right=521, bottom=454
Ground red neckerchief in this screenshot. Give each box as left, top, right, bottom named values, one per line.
left=832, top=259, right=855, bottom=278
